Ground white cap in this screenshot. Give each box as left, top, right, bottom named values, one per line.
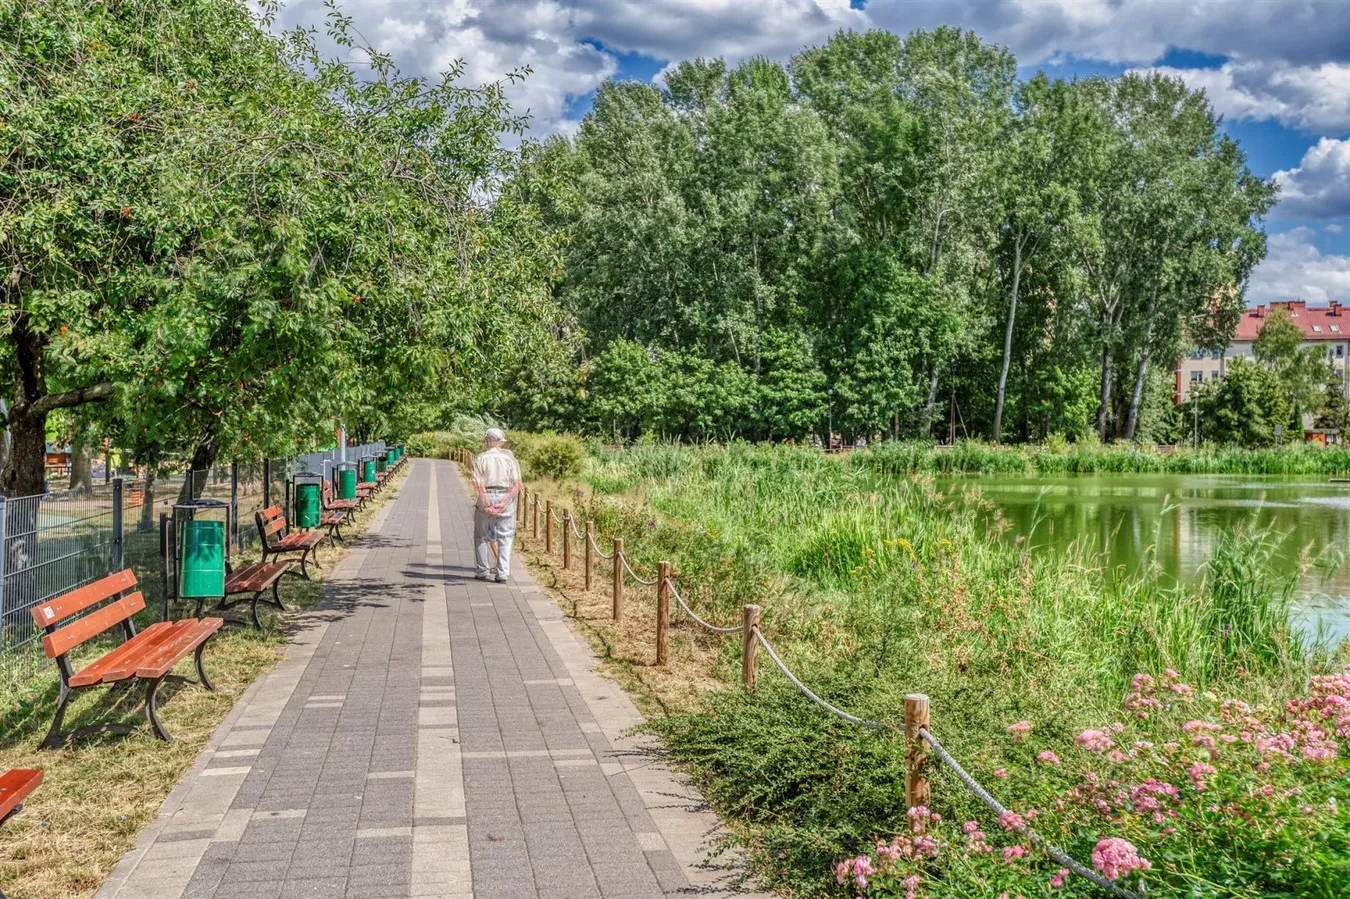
left=484, top=428, right=506, bottom=443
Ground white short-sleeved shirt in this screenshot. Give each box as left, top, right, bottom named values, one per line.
left=473, top=447, right=521, bottom=490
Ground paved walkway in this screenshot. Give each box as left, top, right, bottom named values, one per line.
left=97, top=459, right=760, bottom=899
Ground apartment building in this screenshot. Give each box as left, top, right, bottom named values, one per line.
left=1176, top=300, right=1350, bottom=402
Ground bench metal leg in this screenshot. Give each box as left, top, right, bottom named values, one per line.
left=145, top=676, right=171, bottom=742
left=39, top=684, right=73, bottom=750
left=195, top=641, right=216, bottom=692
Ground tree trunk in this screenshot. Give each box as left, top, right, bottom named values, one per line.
left=68, top=437, right=93, bottom=495
left=178, top=431, right=222, bottom=503
left=1096, top=343, right=1114, bottom=442
left=1123, top=340, right=1152, bottom=442
left=993, top=238, right=1023, bottom=445
left=138, top=466, right=158, bottom=533
left=921, top=370, right=940, bottom=437
left=1123, top=290, right=1158, bottom=442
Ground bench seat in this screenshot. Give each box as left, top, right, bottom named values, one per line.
left=0, top=769, right=42, bottom=825
left=256, top=505, right=323, bottom=578
left=32, top=569, right=219, bottom=748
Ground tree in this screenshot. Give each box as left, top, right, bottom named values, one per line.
left=756, top=328, right=826, bottom=440
left=1, top=0, right=567, bottom=495
left=1195, top=358, right=1289, bottom=447
left=1253, top=307, right=1330, bottom=426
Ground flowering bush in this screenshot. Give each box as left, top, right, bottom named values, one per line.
left=830, top=668, right=1350, bottom=897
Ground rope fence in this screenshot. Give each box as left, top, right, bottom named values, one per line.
left=450, top=448, right=1140, bottom=898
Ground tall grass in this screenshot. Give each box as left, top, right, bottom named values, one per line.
left=861, top=439, right=1350, bottom=476
left=576, top=443, right=1342, bottom=895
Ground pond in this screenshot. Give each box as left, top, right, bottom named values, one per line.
left=936, top=473, right=1350, bottom=644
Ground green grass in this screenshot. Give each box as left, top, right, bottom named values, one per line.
left=861, top=439, right=1350, bottom=476
left=562, top=442, right=1349, bottom=897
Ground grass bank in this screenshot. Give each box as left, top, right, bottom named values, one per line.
left=0, top=469, right=406, bottom=899
left=862, top=439, right=1350, bottom=476
left=513, top=443, right=1350, bottom=898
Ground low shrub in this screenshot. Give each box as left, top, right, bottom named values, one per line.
left=513, top=431, right=584, bottom=481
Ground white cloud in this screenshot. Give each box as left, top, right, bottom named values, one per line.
left=1247, top=227, right=1350, bottom=304
left=1328, top=223, right=1345, bottom=234
left=264, top=0, right=1350, bottom=140
left=273, top=1, right=618, bottom=135
left=1274, top=138, right=1350, bottom=219
left=1140, top=61, right=1350, bottom=133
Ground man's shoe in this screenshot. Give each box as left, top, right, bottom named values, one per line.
left=474, top=574, right=490, bottom=581
left=495, top=575, right=509, bottom=583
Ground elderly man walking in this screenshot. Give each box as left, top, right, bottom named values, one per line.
left=472, top=428, right=522, bottom=583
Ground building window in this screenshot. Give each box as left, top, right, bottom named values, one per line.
left=1314, top=325, right=1323, bottom=333
left=1190, top=371, right=1203, bottom=383
left=1339, top=345, right=1345, bottom=358
left=1212, top=370, right=1221, bottom=380
left=1210, top=349, right=1220, bottom=360
left=1333, top=325, right=1342, bottom=333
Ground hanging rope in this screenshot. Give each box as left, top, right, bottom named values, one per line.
left=620, top=553, right=658, bottom=586
left=753, top=629, right=895, bottom=731
left=918, top=726, right=1141, bottom=899
left=664, top=578, right=743, bottom=634
left=569, top=515, right=584, bottom=540
left=588, top=531, right=614, bottom=560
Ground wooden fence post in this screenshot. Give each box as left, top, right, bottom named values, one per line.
left=584, top=521, right=594, bottom=590
left=612, top=537, right=624, bottom=621
left=532, top=494, right=539, bottom=539
left=741, top=604, right=761, bottom=689
left=905, top=694, right=931, bottom=820
left=656, top=561, right=670, bottom=665
left=519, top=486, right=527, bottom=525
left=545, top=500, right=554, bottom=554
left=562, top=511, right=571, bottom=569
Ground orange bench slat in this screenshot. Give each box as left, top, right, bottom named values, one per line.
left=30, top=569, right=138, bottom=628
left=98, top=620, right=201, bottom=682
left=41, top=592, right=146, bottom=660
left=226, top=562, right=288, bottom=594
left=69, top=621, right=176, bottom=687
left=0, top=769, right=43, bottom=820
left=135, top=618, right=223, bottom=679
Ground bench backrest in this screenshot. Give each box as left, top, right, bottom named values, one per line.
left=257, top=505, right=287, bottom=542
left=30, top=569, right=143, bottom=660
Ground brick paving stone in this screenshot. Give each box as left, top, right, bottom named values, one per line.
left=96, top=458, right=764, bottom=898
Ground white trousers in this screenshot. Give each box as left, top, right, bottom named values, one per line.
left=474, top=491, right=516, bottom=578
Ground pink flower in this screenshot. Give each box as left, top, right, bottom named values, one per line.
left=998, top=811, right=1025, bottom=832
left=1188, top=761, right=1218, bottom=790
left=1076, top=729, right=1116, bottom=752
left=993, top=767, right=1008, bottom=778
left=1092, top=837, right=1151, bottom=881
left=962, top=820, right=980, bottom=834
left=1006, top=720, right=1032, bottom=742
left=1036, top=750, right=1061, bottom=765
left=1003, top=843, right=1026, bottom=861
left=1049, top=868, right=1070, bottom=888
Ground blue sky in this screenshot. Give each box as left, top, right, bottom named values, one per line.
left=272, top=0, right=1350, bottom=305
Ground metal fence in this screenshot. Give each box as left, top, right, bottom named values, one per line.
left=0, top=443, right=394, bottom=684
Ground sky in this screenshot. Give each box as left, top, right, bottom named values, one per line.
left=269, top=0, right=1350, bottom=306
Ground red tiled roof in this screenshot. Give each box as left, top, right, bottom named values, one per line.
left=1234, top=301, right=1350, bottom=342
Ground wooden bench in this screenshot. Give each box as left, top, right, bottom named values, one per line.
left=0, top=768, right=41, bottom=899
left=321, top=482, right=356, bottom=543
left=31, top=570, right=221, bottom=748
left=256, top=505, right=324, bottom=578
left=206, top=560, right=294, bottom=629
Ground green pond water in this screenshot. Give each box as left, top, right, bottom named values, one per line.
left=935, top=473, right=1350, bottom=644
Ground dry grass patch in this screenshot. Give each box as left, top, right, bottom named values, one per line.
left=0, top=468, right=408, bottom=899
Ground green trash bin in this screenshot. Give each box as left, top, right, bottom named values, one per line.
left=375, top=455, right=387, bottom=475
left=338, top=465, right=357, bottom=500
left=179, top=519, right=225, bottom=599
left=361, top=456, right=376, bottom=484
left=294, top=478, right=322, bottom=528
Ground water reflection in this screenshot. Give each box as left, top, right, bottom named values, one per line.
left=936, top=474, right=1350, bottom=643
